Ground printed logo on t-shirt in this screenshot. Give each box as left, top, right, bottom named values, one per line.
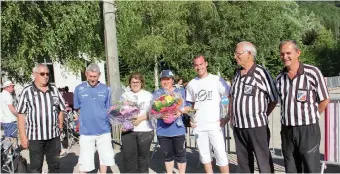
left=195, top=90, right=213, bottom=101
left=139, top=102, right=146, bottom=110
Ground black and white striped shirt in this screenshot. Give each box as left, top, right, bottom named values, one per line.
left=230, top=64, right=278, bottom=128
left=276, top=63, right=329, bottom=126
left=17, top=83, right=66, bottom=140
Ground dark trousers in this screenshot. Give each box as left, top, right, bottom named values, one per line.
left=157, top=135, right=186, bottom=163
left=29, top=136, right=61, bottom=173
left=234, top=125, right=274, bottom=173
left=281, top=123, right=321, bottom=173
left=121, top=131, right=154, bottom=173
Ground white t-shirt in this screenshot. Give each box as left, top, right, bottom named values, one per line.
left=186, top=74, right=230, bottom=131
left=120, top=89, right=153, bottom=132
left=0, top=90, right=17, bottom=123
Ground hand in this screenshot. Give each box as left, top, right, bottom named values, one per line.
left=161, top=113, right=169, bottom=120
left=190, top=121, right=197, bottom=128
left=59, top=125, right=63, bottom=130
left=121, top=128, right=127, bottom=132
left=220, top=117, right=229, bottom=127
left=174, top=110, right=182, bottom=118
left=131, top=117, right=143, bottom=127
left=20, top=136, right=29, bottom=149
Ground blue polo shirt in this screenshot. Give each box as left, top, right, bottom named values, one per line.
left=153, top=87, right=189, bottom=137
left=74, top=82, right=112, bottom=135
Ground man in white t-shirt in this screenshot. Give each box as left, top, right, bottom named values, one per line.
left=1, top=81, right=18, bottom=138
left=186, top=55, right=230, bottom=173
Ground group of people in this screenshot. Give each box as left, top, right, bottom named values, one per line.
left=0, top=40, right=330, bottom=173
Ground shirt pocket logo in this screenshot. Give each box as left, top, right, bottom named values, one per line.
left=244, top=84, right=253, bottom=95
left=297, top=89, right=308, bottom=102
left=52, top=96, right=60, bottom=106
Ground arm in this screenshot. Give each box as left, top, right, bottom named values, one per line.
left=58, top=111, right=64, bottom=129
left=318, top=98, right=330, bottom=114
left=8, top=104, right=18, bottom=117
left=16, top=89, right=29, bottom=148
left=266, top=101, right=277, bottom=116
left=18, top=114, right=29, bottom=148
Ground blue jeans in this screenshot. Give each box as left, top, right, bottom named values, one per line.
left=1, top=122, right=17, bottom=138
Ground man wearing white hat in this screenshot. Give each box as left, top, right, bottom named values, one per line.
left=0, top=80, right=18, bottom=138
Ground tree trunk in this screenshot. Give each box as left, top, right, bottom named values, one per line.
left=154, top=55, right=159, bottom=90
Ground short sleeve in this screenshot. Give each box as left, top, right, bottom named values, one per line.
left=218, top=77, right=230, bottom=97
left=105, top=87, right=112, bottom=109
left=185, top=83, right=195, bottom=102
left=73, top=86, right=80, bottom=109
left=315, top=68, right=329, bottom=102
left=56, top=90, right=66, bottom=111
left=16, top=89, right=28, bottom=114
left=3, top=93, right=13, bottom=105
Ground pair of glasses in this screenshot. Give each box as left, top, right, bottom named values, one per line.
left=131, top=81, right=141, bottom=84
left=234, top=51, right=247, bottom=56
left=36, top=72, right=49, bottom=76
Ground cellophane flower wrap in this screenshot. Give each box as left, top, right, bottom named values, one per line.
left=107, top=101, right=140, bottom=131
left=149, top=92, right=183, bottom=124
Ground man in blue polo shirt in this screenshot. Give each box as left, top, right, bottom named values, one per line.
left=74, top=63, right=115, bottom=173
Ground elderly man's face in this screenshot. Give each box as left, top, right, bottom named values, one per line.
left=234, top=45, right=251, bottom=67
left=86, top=71, right=100, bottom=86
left=34, top=66, right=50, bottom=86
left=280, top=43, right=300, bottom=67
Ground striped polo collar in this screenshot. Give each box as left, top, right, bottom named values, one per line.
left=282, top=62, right=304, bottom=75
left=32, top=82, right=53, bottom=92
left=238, top=63, right=257, bottom=76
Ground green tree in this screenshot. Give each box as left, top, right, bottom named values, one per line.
left=1, top=1, right=104, bottom=83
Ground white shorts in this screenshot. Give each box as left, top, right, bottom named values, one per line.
left=78, top=133, right=115, bottom=172
left=195, top=127, right=229, bottom=166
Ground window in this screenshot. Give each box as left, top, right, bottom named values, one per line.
left=42, top=58, right=55, bottom=84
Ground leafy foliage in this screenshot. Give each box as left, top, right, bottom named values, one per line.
left=1, top=1, right=340, bottom=89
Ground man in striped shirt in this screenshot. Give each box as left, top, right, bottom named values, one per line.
left=276, top=40, right=330, bottom=173
left=17, top=64, right=66, bottom=173
left=227, top=41, right=277, bottom=173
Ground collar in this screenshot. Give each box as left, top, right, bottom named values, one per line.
left=86, top=81, right=101, bottom=88
left=32, top=82, right=53, bottom=92
left=238, top=63, right=257, bottom=76
left=282, top=62, right=304, bottom=76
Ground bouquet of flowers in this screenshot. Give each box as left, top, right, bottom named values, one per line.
left=107, top=101, right=140, bottom=131
left=149, top=93, right=183, bottom=124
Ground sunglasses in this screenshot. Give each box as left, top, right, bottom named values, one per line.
left=36, top=72, right=50, bottom=76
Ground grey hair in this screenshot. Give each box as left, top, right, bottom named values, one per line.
left=279, top=40, right=300, bottom=50
left=86, top=63, right=101, bottom=73
left=32, top=64, right=49, bottom=73
left=237, top=41, right=257, bottom=58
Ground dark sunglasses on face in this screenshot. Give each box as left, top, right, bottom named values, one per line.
left=36, top=72, right=49, bottom=76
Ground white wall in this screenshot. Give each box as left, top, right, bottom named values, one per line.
left=53, top=61, right=106, bottom=92
left=53, top=62, right=82, bottom=92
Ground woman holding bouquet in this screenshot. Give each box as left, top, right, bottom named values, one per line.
left=120, top=72, right=154, bottom=173
left=153, top=70, right=189, bottom=174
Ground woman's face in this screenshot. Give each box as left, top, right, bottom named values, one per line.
left=177, top=79, right=183, bottom=85
left=161, top=77, right=174, bottom=90
left=130, top=78, right=142, bottom=93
